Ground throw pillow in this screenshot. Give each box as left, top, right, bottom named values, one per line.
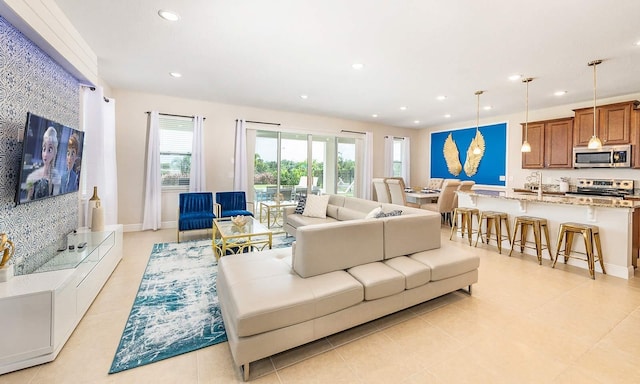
left=365, top=207, right=382, bottom=219
left=294, top=196, right=307, bottom=214
left=302, top=194, right=330, bottom=218
left=374, top=209, right=403, bottom=218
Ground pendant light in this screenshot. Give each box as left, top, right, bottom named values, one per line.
left=521, top=77, right=533, bottom=153
left=587, top=59, right=603, bottom=150
left=472, top=90, right=483, bottom=155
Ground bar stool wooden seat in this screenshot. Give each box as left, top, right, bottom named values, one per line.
left=449, top=207, right=480, bottom=246
left=553, top=222, right=606, bottom=279
left=474, top=211, right=511, bottom=254
left=509, top=216, right=554, bottom=264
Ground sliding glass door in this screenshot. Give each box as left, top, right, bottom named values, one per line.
left=253, top=131, right=358, bottom=202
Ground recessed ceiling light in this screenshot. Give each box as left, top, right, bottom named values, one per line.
left=372, top=114, right=378, bottom=118
left=300, top=94, right=308, bottom=99
left=636, top=40, right=640, bottom=46
left=444, top=114, right=452, bottom=118
left=414, top=120, right=420, bottom=124
left=554, top=90, right=568, bottom=96
left=399, top=106, right=408, bottom=111
left=483, top=105, right=492, bottom=111
left=352, top=63, right=364, bottom=70
left=169, top=72, right=182, bottom=78
left=436, top=95, right=447, bottom=101
left=508, top=74, right=522, bottom=81
left=158, top=10, right=180, bottom=21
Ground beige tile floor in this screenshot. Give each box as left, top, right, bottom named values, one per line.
left=2, top=227, right=640, bottom=383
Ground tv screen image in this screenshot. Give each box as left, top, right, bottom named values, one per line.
left=16, top=112, right=85, bottom=205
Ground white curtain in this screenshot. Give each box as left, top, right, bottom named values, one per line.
left=233, top=119, right=248, bottom=192
left=189, top=115, right=206, bottom=191
left=81, top=86, right=118, bottom=226
left=357, top=132, right=374, bottom=200
left=401, top=136, right=411, bottom=187
left=142, top=111, right=162, bottom=230
left=383, top=136, right=394, bottom=177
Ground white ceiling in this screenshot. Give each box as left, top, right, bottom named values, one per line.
left=54, top=0, right=640, bottom=128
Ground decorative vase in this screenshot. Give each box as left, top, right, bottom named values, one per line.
left=91, top=200, right=105, bottom=232
left=88, top=186, right=101, bottom=228
left=0, top=233, right=15, bottom=282
left=1, top=233, right=15, bottom=267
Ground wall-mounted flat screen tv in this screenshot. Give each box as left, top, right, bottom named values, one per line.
left=15, top=112, right=85, bottom=205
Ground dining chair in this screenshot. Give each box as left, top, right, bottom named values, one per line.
left=427, top=178, right=444, bottom=190
left=385, top=177, right=407, bottom=206
left=372, top=178, right=391, bottom=203
left=420, top=179, right=461, bottom=225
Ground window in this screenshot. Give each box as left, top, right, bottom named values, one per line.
left=159, top=115, right=193, bottom=188
left=392, top=138, right=403, bottom=177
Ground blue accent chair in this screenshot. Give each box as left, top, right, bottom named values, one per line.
left=177, top=192, right=217, bottom=242
left=215, top=191, right=254, bottom=218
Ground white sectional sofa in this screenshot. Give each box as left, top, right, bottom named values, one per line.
left=217, top=195, right=480, bottom=380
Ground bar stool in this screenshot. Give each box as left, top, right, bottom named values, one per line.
left=553, top=222, right=606, bottom=279
left=449, top=207, right=480, bottom=246
left=509, top=216, right=554, bottom=264
left=474, top=211, right=511, bottom=254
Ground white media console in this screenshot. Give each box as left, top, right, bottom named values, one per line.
left=0, top=224, right=123, bottom=374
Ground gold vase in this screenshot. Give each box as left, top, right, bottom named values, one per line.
left=0, top=233, right=15, bottom=267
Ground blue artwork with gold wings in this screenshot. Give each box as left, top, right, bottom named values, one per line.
left=430, top=123, right=506, bottom=186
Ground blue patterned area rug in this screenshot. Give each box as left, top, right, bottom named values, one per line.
left=109, top=240, right=226, bottom=374
left=109, top=235, right=294, bottom=373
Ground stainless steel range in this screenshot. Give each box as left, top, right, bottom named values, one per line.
left=565, top=178, right=634, bottom=198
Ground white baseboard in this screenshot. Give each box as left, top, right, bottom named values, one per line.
left=122, top=221, right=178, bottom=232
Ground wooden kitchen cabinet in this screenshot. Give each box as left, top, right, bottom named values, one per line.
left=522, top=117, right=573, bottom=169
left=632, top=109, right=640, bottom=168
left=573, top=101, right=639, bottom=147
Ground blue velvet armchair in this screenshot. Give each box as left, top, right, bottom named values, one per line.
left=215, top=191, right=254, bottom=218
left=177, top=192, right=217, bottom=242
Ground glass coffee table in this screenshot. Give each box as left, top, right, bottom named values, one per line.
left=212, top=216, right=273, bottom=260
left=259, top=200, right=297, bottom=229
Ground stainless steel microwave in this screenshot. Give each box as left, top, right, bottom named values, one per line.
left=573, top=144, right=631, bottom=168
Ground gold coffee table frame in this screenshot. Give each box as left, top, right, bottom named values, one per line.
left=213, top=217, right=272, bottom=260
left=259, top=200, right=297, bottom=229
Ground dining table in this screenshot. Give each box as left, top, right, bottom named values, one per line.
left=405, top=190, right=440, bottom=206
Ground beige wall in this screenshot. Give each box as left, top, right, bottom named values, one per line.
left=420, top=92, right=640, bottom=191
left=113, top=89, right=421, bottom=230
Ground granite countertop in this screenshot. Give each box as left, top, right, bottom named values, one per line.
left=461, top=189, right=640, bottom=209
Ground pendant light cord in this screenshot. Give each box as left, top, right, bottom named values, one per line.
left=475, top=90, right=482, bottom=133
left=525, top=79, right=529, bottom=142
left=593, top=62, right=597, bottom=137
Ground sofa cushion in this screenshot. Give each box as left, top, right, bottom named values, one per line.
left=343, top=197, right=381, bottom=213
left=365, top=207, right=382, bottom=219
left=303, top=194, right=330, bottom=218
left=384, top=256, right=431, bottom=289
left=293, top=219, right=384, bottom=278
left=410, top=247, right=480, bottom=281
left=287, top=213, right=338, bottom=229
left=383, top=212, right=441, bottom=259
left=327, top=194, right=346, bottom=207
left=347, top=262, right=405, bottom=300
left=337, top=207, right=368, bottom=221
left=374, top=209, right=403, bottom=218
left=326, top=204, right=340, bottom=219
left=294, top=196, right=306, bottom=214
left=218, top=250, right=364, bottom=337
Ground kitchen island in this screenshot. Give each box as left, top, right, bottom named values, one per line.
left=457, top=190, right=639, bottom=279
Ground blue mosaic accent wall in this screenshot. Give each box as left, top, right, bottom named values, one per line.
left=430, top=123, right=507, bottom=186
left=0, top=16, right=80, bottom=274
